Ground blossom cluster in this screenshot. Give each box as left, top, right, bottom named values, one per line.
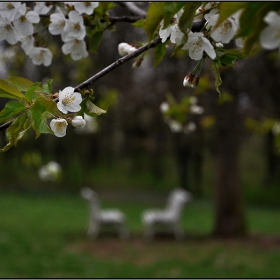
left=0, top=2, right=99, bottom=66
left=158, top=2, right=241, bottom=88
left=50, top=86, right=86, bottom=137
left=160, top=96, right=204, bottom=134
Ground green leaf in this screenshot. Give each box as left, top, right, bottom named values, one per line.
left=214, top=2, right=247, bottom=30
left=0, top=79, right=25, bottom=100
left=0, top=112, right=31, bottom=152
left=42, top=79, right=53, bottom=94
left=81, top=98, right=106, bottom=117
left=132, top=18, right=145, bottom=28
left=29, top=100, right=53, bottom=138
left=154, top=41, right=167, bottom=67
left=163, top=2, right=188, bottom=29
left=25, top=82, right=41, bottom=102
left=178, top=2, right=202, bottom=35
left=88, top=29, right=104, bottom=53
left=35, top=96, right=64, bottom=118
left=0, top=101, right=26, bottom=124
left=7, top=76, right=43, bottom=92
left=144, top=2, right=166, bottom=41
left=213, top=60, right=222, bottom=94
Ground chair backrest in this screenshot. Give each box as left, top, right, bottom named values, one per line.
left=166, top=188, right=191, bottom=219
left=80, top=187, right=101, bottom=218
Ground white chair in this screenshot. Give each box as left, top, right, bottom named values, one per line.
left=141, top=188, right=191, bottom=240
left=81, top=187, right=129, bottom=239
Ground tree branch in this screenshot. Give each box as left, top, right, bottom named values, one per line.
left=0, top=36, right=162, bottom=132
left=119, top=2, right=147, bottom=17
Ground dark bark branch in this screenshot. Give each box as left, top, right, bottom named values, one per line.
left=74, top=36, right=162, bottom=91
left=0, top=36, right=162, bottom=132
left=108, top=15, right=145, bottom=23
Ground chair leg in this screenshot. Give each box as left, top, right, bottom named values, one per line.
left=173, top=223, right=184, bottom=241
left=143, top=223, right=154, bottom=240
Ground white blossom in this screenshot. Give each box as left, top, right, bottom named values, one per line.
left=33, top=2, right=53, bottom=15
left=48, top=12, right=66, bottom=35
left=182, top=31, right=216, bottom=60
left=160, top=102, right=169, bottom=113
left=0, top=2, right=21, bottom=21
left=61, top=38, right=88, bottom=60
left=168, top=120, right=183, bottom=133
left=75, top=114, right=98, bottom=134
left=50, top=118, right=68, bottom=137
left=183, top=122, right=196, bottom=134
left=118, top=43, right=137, bottom=56
left=62, top=10, right=86, bottom=41
left=71, top=116, right=86, bottom=128
left=57, top=86, right=82, bottom=114
left=20, top=35, right=34, bottom=55
left=29, top=47, right=52, bottom=66
left=0, top=17, right=18, bottom=44
left=38, top=161, right=62, bottom=181
left=189, top=104, right=204, bottom=115
left=159, top=10, right=184, bottom=44
left=73, top=2, right=98, bottom=15
left=206, top=11, right=240, bottom=44
left=259, top=11, right=280, bottom=51
left=13, top=3, right=40, bottom=36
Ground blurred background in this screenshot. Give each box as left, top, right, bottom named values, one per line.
left=0, top=3, right=280, bottom=278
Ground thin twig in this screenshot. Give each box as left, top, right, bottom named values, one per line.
left=0, top=36, right=162, bottom=132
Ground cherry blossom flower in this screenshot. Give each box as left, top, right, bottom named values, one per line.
left=183, top=122, right=196, bottom=134
left=38, top=161, right=62, bottom=181
left=48, top=12, right=66, bottom=35
left=50, top=118, right=68, bottom=137
left=182, top=31, right=216, bottom=60
left=259, top=11, right=280, bottom=51
left=71, top=116, right=86, bottom=128
left=62, top=10, right=86, bottom=41
left=159, top=10, right=184, bottom=44
left=189, top=104, right=204, bottom=114
left=13, top=3, right=40, bottom=36
left=0, top=17, right=18, bottom=44
left=168, top=120, right=183, bottom=133
left=20, top=35, right=34, bottom=55
left=118, top=43, right=137, bottom=56
left=33, top=2, right=53, bottom=15
left=73, top=2, right=99, bottom=15
left=61, top=38, right=88, bottom=60
left=206, top=11, right=240, bottom=44
left=160, top=102, right=170, bottom=113
left=28, top=47, right=52, bottom=66
left=0, top=2, right=21, bottom=21
left=57, top=86, right=82, bottom=114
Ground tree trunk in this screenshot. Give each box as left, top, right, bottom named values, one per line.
left=213, top=116, right=247, bottom=237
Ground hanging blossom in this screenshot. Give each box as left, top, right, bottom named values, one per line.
left=259, top=11, right=280, bottom=52
left=206, top=10, right=241, bottom=44
left=28, top=47, right=52, bottom=66
left=0, top=2, right=21, bottom=21
left=57, top=86, right=82, bottom=114
left=118, top=43, right=137, bottom=56
left=159, top=9, right=184, bottom=44
left=20, top=35, right=34, bottom=55
left=183, top=73, right=200, bottom=88
left=50, top=118, right=68, bottom=137
left=73, top=2, right=99, bottom=15
left=61, top=38, right=88, bottom=60
left=71, top=116, right=86, bottom=128
left=33, top=2, right=53, bottom=15
left=48, top=11, right=67, bottom=36
left=182, top=31, right=216, bottom=60
left=0, top=17, right=18, bottom=44
left=13, top=3, right=40, bottom=36
left=62, top=10, right=86, bottom=41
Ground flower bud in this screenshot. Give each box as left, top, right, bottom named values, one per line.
left=118, top=43, right=137, bottom=56
left=71, top=116, right=86, bottom=128
left=183, top=73, right=195, bottom=87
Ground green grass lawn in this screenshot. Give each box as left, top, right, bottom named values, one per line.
left=0, top=191, right=280, bottom=278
